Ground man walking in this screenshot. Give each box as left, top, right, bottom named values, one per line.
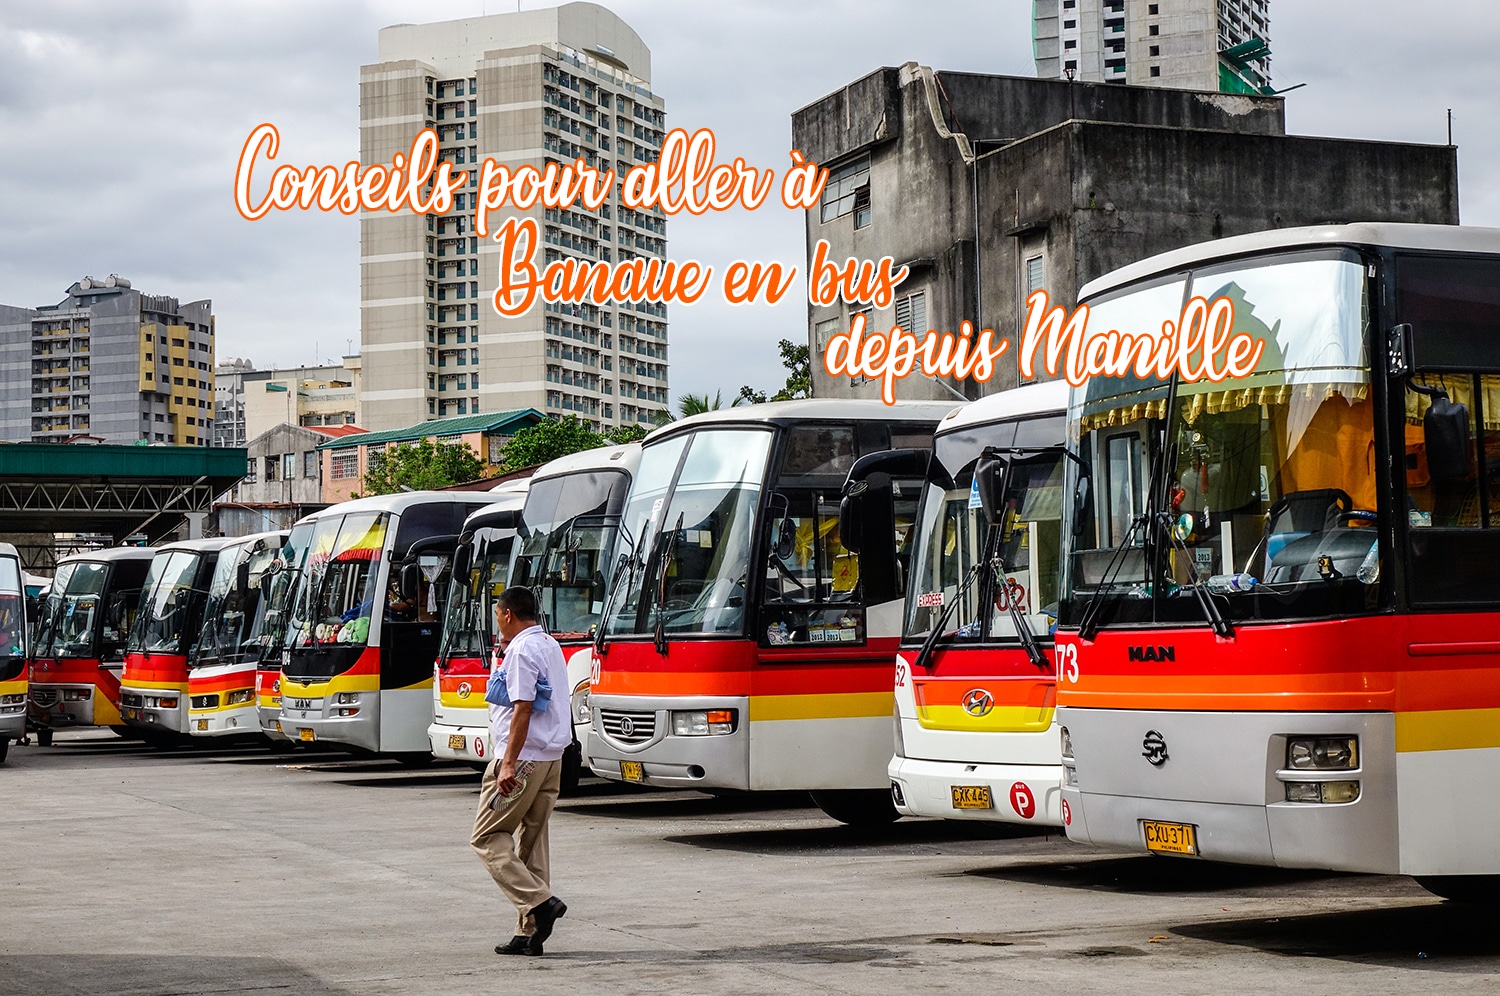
left=471, top=586, right=571, bottom=956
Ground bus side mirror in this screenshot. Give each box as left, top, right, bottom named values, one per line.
left=774, top=518, right=796, bottom=561
left=451, top=544, right=472, bottom=579
left=1424, top=393, right=1471, bottom=482
left=400, top=562, right=420, bottom=600
left=839, top=486, right=865, bottom=555
left=975, top=458, right=1011, bottom=526
left=236, top=562, right=251, bottom=598
left=1073, top=476, right=1092, bottom=536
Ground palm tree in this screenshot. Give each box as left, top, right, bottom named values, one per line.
left=665, top=390, right=746, bottom=422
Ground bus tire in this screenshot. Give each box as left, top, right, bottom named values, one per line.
left=560, top=740, right=582, bottom=796
left=36, top=728, right=53, bottom=747
left=809, top=789, right=900, bottom=826
left=1415, top=876, right=1500, bottom=903
left=394, top=751, right=434, bottom=767
left=266, top=738, right=296, bottom=754
left=110, top=725, right=137, bottom=739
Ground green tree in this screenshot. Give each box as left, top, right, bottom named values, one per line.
left=739, top=338, right=812, bottom=404
left=498, top=415, right=608, bottom=471
left=355, top=438, right=485, bottom=496
left=601, top=423, right=649, bottom=444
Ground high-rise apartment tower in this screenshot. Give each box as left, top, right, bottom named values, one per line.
left=359, top=2, right=669, bottom=432
left=1034, top=0, right=1271, bottom=93
left=0, top=275, right=215, bottom=445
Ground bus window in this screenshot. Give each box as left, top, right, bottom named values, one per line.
left=761, top=492, right=865, bottom=647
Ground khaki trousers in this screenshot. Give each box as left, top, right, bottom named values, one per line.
left=470, top=756, right=563, bottom=936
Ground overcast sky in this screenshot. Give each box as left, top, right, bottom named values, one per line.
left=0, top=1, right=1495, bottom=404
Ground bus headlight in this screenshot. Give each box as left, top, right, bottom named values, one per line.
left=63, top=689, right=91, bottom=701
left=1287, top=737, right=1358, bottom=770
left=571, top=680, right=591, bottom=725
left=671, top=710, right=735, bottom=736
left=335, top=692, right=360, bottom=705
left=1285, top=780, right=1360, bottom=804
left=227, top=689, right=254, bottom=706
left=1060, top=725, right=1074, bottom=760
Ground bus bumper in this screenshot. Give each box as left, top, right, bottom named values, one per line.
left=0, top=705, right=24, bottom=741
left=890, top=755, right=1064, bottom=826
left=428, top=721, right=491, bottom=763
left=279, top=694, right=380, bottom=753
left=29, top=684, right=95, bottom=728
left=589, top=694, right=750, bottom=790
left=119, top=686, right=188, bottom=735
left=1057, top=707, right=1398, bottom=873
left=257, top=704, right=289, bottom=740
left=187, top=703, right=260, bottom=737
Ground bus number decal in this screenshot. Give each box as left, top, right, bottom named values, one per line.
left=1057, top=644, right=1080, bottom=684
left=894, top=658, right=908, bottom=688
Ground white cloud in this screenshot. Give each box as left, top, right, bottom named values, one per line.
left=0, top=0, right=1493, bottom=402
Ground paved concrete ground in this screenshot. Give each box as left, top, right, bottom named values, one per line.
left=1, top=731, right=1497, bottom=995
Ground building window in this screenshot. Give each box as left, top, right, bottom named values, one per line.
left=245, top=458, right=257, bottom=483
left=330, top=451, right=358, bottom=479
left=1148, top=3, right=1158, bottom=12
left=282, top=452, right=296, bottom=479
left=1150, top=45, right=1160, bottom=56
left=1065, top=59, right=1077, bottom=71
left=304, top=451, right=318, bottom=478
left=1149, top=24, right=1159, bottom=35
left=264, top=455, right=280, bottom=482
left=894, top=292, right=927, bottom=335
left=1150, top=66, right=1161, bottom=77
left=853, top=186, right=871, bottom=229
left=1025, top=254, right=1046, bottom=295
left=1064, top=18, right=1076, bottom=28
left=1064, top=39, right=1077, bottom=50
left=814, top=317, right=841, bottom=353
left=820, top=155, right=870, bottom=223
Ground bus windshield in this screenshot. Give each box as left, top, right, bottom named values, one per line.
left=129, top=551, right=205, bottom=656
left=289, top=512, right=389, bottom=652
left=0, top=556, right=23, bottom=662
left=605, top=428, right=774, bottom=638
left=1061, top=250, right=1378, bottom=626
left=443, top=527, right=515, bottom=660
left=511, top=471, right=629, bottom=637
left=198, top=542, right=283, bottom=667
left=33, top=561, right=84, bottom=658
left=259, top=524, right=312, bottom=667
left=906, top=417, right=1065, bottom=644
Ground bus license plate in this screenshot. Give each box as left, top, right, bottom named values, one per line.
left=951, top=785, right=993, bottom=810
left=196, top=720, right=208, bottom=731
left=620, top=760, right=645, bottom=783
left=448, top=734, right=466, bottom=751
left=1142, top=820, right=1198, bottom=855
left=298, top=728, right=315, bottom=742
left=122, top=707, right=138, bottom=720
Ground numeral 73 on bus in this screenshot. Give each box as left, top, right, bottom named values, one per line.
left=1056, top=644, right=1079, bottom=683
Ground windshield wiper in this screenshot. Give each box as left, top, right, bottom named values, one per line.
left=1160, top=511, right=1235, bottom=638
left=992, top=553, right=1048, bottom=671
left=912, top=559, right=985, bottom=672
left=652, top=513, right=683, bottom=656
left=593, top=521, right=639, bottom=659
left=1077, top=511, right=1149, bottom=643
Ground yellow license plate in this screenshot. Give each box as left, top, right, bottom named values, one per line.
left=122, top=707, right=138, bottom=720
left=448, top=734, right=466, bottom=751
left=951, top=785, right=993, bottom=810
left=196, top=720, right=208, bottom=731
left=298, top=728, right=315, bottom=742
left=1142, top=820, right=1198, bottom=855
left=620, top=760, right=645, bottom=783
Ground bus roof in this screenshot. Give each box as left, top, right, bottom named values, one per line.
left=295, top=490, right=499, bottom=523
left=936, top=380, right=1069, bottom=437
left=55, top=546, right=157, bottom=567
left=153, top=536, right=245, bottom=556
left=531, top=442, right=642, bottom=482
left=1080, top=223, right=1500, bottom=302
left=645, top=399, right=957, bottom=442
left=0, top=542, right=17, bottom=561
left=463, top=489, right=530, bottom=531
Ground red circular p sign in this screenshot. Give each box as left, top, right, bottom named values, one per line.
left=1009, top=781, right=1036, bottom=819
left=474, top=736, right=486, bottom=758
left=1061, top=799, right=1072, bottom=826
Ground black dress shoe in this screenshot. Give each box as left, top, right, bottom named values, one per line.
left=495, top=935, right=530, bottom=955
left=526, top=896, right=567, bottom=954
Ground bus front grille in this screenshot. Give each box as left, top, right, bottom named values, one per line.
left=600, top=710, right=656, bottom=745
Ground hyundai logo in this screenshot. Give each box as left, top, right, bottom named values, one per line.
left=962, top=688, right=995, bottom=717
left=620, top=715, right=636, bottom=737
left=456, top=682, right=471, bottom=699
left=1142, top=730, right=1169, bottom=766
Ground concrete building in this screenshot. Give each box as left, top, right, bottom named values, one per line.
left=1034, top=0, right=1271, bottom=93
left=215, top=422, right=364, bottom=536
left=318, top=408, right=545, bottom=503
left=791, top=65, right=1459, bottom=401
left=0, top=275, right=215, bottom=445
left=242, top=358, right=362, bottom=444
left=213, top=357, right=256, bottom=447
left=359, top=3, right=669, bottom=433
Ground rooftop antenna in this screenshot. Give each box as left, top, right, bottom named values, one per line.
left=1448, top=108, right=1454, bottom=146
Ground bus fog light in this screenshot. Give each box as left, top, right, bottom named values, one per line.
left=336, top=707, right=360, bottom=717
left=63, top=689, right=90, bottom=701
left=1064, top=764, right=1078, bottom=786
left=335, top=692, right=360, bottom=705
left=227, top=689, right=254, bottom=706
left=1284, top=780, right=1360, bottom=804
left=1287, top=737, right=1358, bottom=770
left=1060, top=725, right=1074, bottom=760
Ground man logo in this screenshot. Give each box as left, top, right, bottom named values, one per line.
left=1128, top=645, right=1176, bottom=663
left=1142, top=730, right=1169, bottom=766
left=962, top=688, right=995, bottom=718
left=620, top=715, right=636, bottom=738
left=456, top=682, right=471, bottom=699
